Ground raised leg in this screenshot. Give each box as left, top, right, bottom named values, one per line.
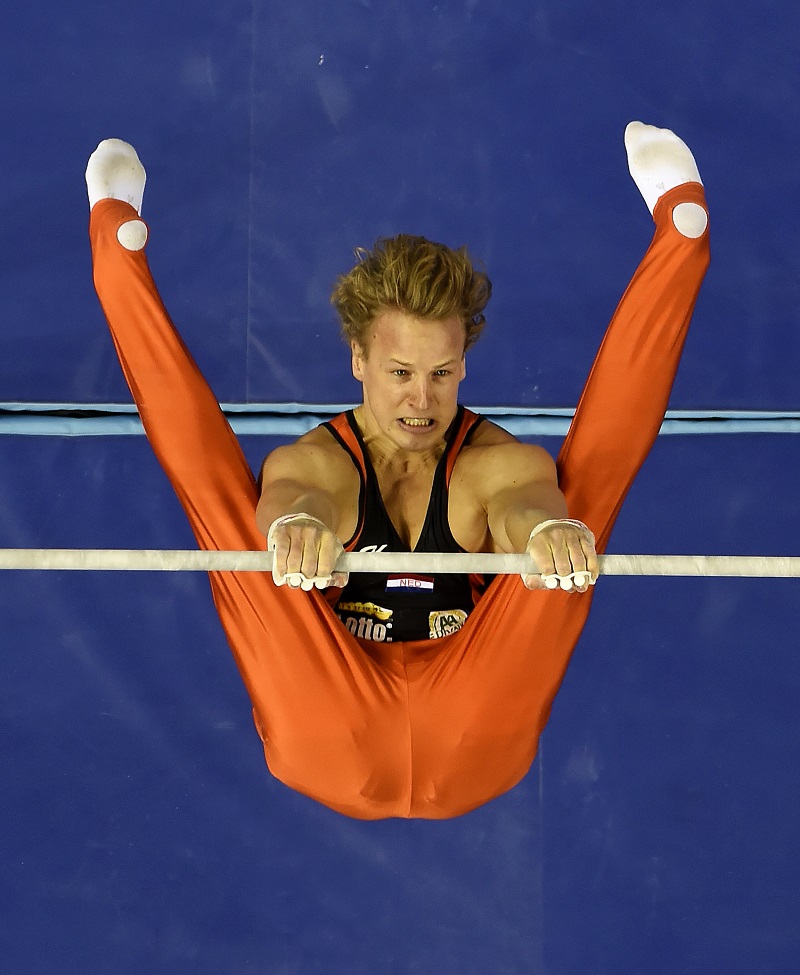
left=403, top=124, right=711, bottom=818
left=557, top=122, right=710, bottom=549
left=87, top=143, right=413, bottom=820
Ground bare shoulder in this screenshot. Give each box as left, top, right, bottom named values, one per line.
left=454, top=419, right=558, bottom=497
left=256, top=424, right=361, bottom=540
left=259, top=425, right=356, bottom=491
left=468, top=417, right=518, bottom=448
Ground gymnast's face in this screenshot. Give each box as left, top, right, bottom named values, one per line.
left=351, top=308, right=466, bottom=454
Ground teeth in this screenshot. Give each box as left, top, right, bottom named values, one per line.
left=402, top=418, right=432, bottom=426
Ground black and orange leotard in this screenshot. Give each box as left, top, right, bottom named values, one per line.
left=324, top=406, right=489, bottom=641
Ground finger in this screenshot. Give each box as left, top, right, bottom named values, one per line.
left=310, top=572, right=348, bottom=590
left=286, top=525, right=315, bottom=576
left=522, top=573, right=545, bottom=590
left=270, top=531, right=291, bottom=585
left=532, top=527, right=573, bottom=578
left=284, top=526, right=319, bottom=579
left=527, top=536, right=557, bottom=577
left=272, top=559, right=290, bottom=587
left=317, top=532, right=343, bottom=579
left=282, top=570, right=325, bottom=592
left=299, top=526, right=322, bottom=579
left=283, top=527, right=303, bottom=576
left=565, top=533, right=589, bottom=574
left=574, top=570, right=597, bottom=589
left=569, top=528, right=599, bottom=582
left=572, top=572, right=591, bottom=592
left=551, top=537, right=575, bottom=578
left=559, top=531, right=599, bottom=587
left=542, top=571, right=594, bottom=592
left=555, top=570, right=595, bottom=594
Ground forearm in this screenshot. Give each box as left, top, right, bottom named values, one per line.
left=256, top=480, right=349, bottom=590
left=488, top=482, right=568, bottom=553
left=492, top=485, right=597, bottom=593
left=255, top=483, right=341, bottom=538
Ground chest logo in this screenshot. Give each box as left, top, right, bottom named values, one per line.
left=429, top=609, right=468, bottom=639
left=336, top=600, right=394, bottom=643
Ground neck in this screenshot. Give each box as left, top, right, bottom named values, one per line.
left=353, top=406, right=447, bottom=474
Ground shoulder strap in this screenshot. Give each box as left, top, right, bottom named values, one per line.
left=445, top=407, right=485, bottom=487
left=322, top=411, right=368, bottom=550
left=324, top=412, right=367, bottom=478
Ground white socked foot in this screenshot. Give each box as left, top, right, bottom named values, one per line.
left=625, top=121, right=707, bottom=238
left=86, top=139, right=148, bottom=251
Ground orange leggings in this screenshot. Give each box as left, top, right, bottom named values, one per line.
left=90, top=183, right=709, bottom=820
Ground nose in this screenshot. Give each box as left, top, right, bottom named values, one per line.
left=409, top=376, right=431, bottom=410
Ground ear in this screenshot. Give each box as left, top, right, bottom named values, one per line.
left=459, top=356, right=466, bottom=381
left=351, top=341, right=365, bottom=381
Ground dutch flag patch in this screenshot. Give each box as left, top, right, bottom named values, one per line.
left=385, top=574, right=435, bottom=593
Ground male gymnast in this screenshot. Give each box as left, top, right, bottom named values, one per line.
left=86, top=121, right=709, bottom=819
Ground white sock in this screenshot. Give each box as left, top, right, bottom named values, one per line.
left=85, top=139, right=148, bottom=251
left=625, top=121, right=707, bottom=238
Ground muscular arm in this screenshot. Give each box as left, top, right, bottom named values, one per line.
left=256, top=437, right=357, bottom=589
left=464, top=437, right=598, bottom=591
left=256, top=444, right=346, bottom=537
left=482, top=444, right=568, bottom=554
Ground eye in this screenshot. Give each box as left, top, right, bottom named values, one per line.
left=392, top=369, right=408, bottom=377
left=434, top=369, right=451, bottom=377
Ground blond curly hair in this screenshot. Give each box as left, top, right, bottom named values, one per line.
left=330, top=234, right=491, bottom=351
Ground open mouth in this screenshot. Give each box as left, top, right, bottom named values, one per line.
left=399, top=417, right=434, bottom=429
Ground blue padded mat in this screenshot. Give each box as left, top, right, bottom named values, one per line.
left=0, top=433, right=797, bottom=974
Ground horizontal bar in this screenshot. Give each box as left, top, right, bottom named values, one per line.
left=0, top=549, right=797, bottom=577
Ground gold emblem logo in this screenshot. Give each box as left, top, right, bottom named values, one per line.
left=428, top=609, right=468, bottom=639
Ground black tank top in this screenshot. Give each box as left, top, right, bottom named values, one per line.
left=323, top=406, right=490, bottom=642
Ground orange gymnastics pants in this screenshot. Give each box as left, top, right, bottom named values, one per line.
left=90, top=183, right=709, bottom=820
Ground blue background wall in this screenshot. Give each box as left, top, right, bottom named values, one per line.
left=1, top=2, right=798, bottom=973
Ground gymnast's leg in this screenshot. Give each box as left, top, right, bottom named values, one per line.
left=86, top=141, right=411, bottom=819
left=405, top=123, right=711, bottom=818
left=556, top=121, right=710, bottom=550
